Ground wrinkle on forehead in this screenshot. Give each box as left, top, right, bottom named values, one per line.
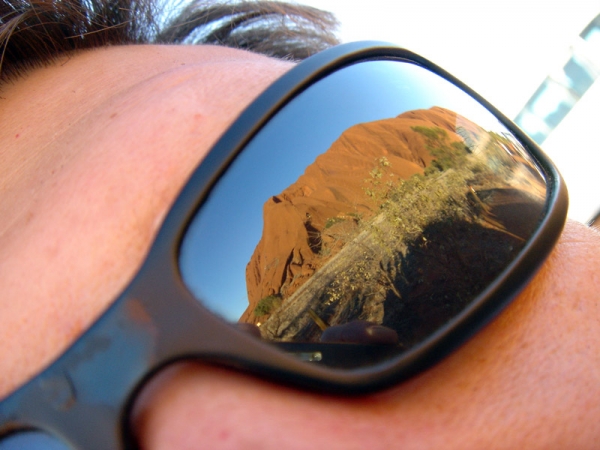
left=0, top=44, right=291, bottom=398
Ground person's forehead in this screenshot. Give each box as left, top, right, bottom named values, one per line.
left=2, top=44, right=292, bottom=113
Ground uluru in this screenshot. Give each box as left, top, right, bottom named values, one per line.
left=238, top=106, right=545, bottom=347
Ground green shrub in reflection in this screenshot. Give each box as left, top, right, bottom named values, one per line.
left=412, top=125, right=469, bottom=175
left=258, top=124, right=545, bottom=347
left=254, top=294, right=283, bottom=317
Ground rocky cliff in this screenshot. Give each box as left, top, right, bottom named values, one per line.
left=240, top=107, right=467, bottom=324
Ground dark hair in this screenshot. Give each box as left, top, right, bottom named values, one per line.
left=0, top=0, right=338, bottom=81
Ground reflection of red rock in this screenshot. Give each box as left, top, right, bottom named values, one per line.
left=241, top=107, right=462, bottom=323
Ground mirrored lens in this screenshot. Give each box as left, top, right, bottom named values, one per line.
left=180, top=60, right=547, bottom=369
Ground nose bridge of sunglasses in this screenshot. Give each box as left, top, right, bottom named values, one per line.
left=0, top=253, right=215, bottom=447
left=0, top=285, right=171, bottom=448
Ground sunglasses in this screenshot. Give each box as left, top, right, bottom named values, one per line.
left=0, top=41, right=567, bottom=449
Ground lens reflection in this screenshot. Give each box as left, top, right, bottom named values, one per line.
left=180, top=60, right=546, bottom=369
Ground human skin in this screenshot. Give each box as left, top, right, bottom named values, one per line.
left=1, top=45, right=599, bottom=449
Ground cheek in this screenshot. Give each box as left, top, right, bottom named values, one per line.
left=131, top=363, right=385, bottom=450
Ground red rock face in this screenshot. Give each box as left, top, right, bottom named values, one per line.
left=240, top=107, right=464, bottom=323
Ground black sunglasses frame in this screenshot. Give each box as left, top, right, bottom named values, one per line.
left=0, top=41, right=568, bottom=449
